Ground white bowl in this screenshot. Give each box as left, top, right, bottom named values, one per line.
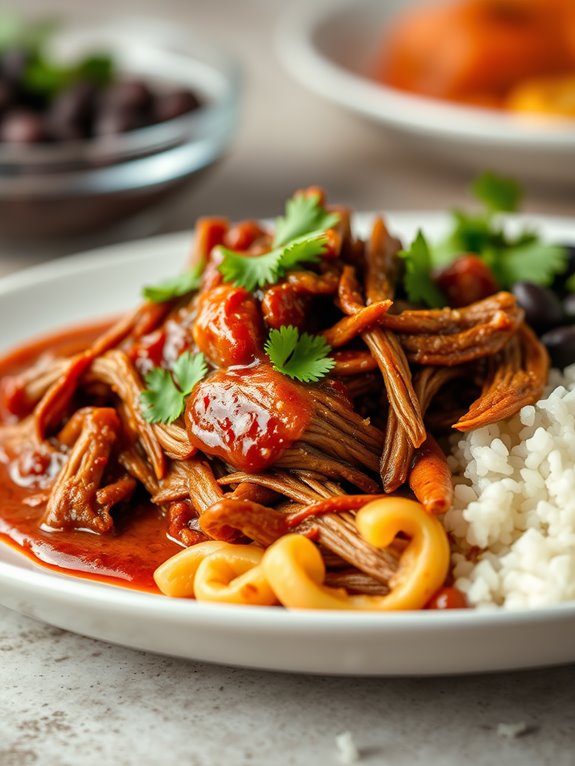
left=277, top=0, right=575, bottom=185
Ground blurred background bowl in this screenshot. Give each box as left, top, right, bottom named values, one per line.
left=0, top=15, right=240, bottom=242
left=278, top=0, right=575, bottom=186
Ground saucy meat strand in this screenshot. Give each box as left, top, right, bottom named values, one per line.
left=42, top=407, right=133, bottom=534
left=454, top=323, right=549, bottom=431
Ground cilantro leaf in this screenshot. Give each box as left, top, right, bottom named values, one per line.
left=142, top=264, right=203, bottom=303
left=566, top=273, right=575, bottom=293
left=24, top=57, right=71, bottom=97
left=172, top=351, right=208, bottom=394
left=140, top=367, right=185, bottom=425
left=430, top=211, right=503, bottom=268
left=218, top=233, right=328, bottom=291
left=472, top=171, right=522, bottom=213
left=492, top=241, right=568, bottom=288
left=399, top=231, right=446, bottom=308
left=75, top=53, right=114, bottom=86
left=140, top=352, right=207, bottom=424
left=274, top=233, right=326, bottom=271
left=218, top=248, right=283, bottom=292
left=274, top=192, right=339, bottom=248
left=264, top=325, right=335, bottom=383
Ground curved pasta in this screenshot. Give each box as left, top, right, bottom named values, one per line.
left=262, top=498, right=450, bottom=610
left=193, top=544, right=278, bottom=606
left=153, top=541, right=229, bottom=597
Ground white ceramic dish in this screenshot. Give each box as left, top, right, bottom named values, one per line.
left=2, top=214, right=575, bottom=676
left=277, top=0, right=575, bottom=185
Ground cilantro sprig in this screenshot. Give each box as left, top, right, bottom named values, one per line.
left=142, top=263, right=203, bottom=303
left=218, top=233, right=328, bottom=292
left=218, top=192, right=340, bottom=291
left=398, top=172, right=568, bottom=307
left=264, top=326, right=335, bottom=383
left=140, top=352, right=207, bottom=424
left=273, top=192, right=340, bottom=247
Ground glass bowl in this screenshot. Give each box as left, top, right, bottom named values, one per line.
left=0, top=16, right=241, bottom=241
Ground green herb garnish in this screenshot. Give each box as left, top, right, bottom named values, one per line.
left=399, top=230, right=446, bottom=308
left=471, top=171, right=522, bottom=214
left=264, top=325, right=335, bottom=383
left=24, top=52, right=115, bottom=97
left=218, top=191, right=339, bottom=291
left=218, top=233, right=329, bottom=292
left=273, top=192, right=339, bottom=248
left=0, top=15, right=115, bottom=98
left=140, top=352, right=207, bottom=424
left=142, top=264, right=203, bottom=303
left=427, top=172, right=568, bottom=289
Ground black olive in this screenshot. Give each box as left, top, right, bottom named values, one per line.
left=511, top=281, right=564, bottom=332
left=153, top=88, right=201, bottom=123
left=541, top=325, right=575, bottom=369
left=0, top=110, right=45, bottom=143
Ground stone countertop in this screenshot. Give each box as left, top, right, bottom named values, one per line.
left=2, top=2, right=575, bottom=764
left=2, top=605, right=575, bottom=766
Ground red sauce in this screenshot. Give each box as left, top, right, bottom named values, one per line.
left=185, top=363, right=313, bottom=473
left=0, top=321, right=180, bottom=592
left=130, top=315, right=195, bottom=377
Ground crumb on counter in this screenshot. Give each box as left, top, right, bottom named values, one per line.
left=335, top=731, right=360, bottom=763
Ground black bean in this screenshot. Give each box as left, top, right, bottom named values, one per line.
left=0, top=79, right=14, bottom=112
left=47, top=81, right=97, bottom=141
left=541, top=325, right=575, bottom=369
left=153, top=88, right=201, bottom=123
left=511, top=281, right=564, bottom=332
left=101, top=79, right=153, bottom=112
left=0, top=110, right=45, bottom=143
left=1, top=48, right=29, bottom=85
left=551, top=243, right=575, bottom=296
left=93, top=104, right=147, bottom=136
left=563, top=293, right=575, bottom=321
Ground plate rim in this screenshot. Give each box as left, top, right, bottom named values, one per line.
left=3, top=547, right=575, bottom=632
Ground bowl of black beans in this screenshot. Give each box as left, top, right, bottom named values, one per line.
left=0, top=15, right=240, bottom=240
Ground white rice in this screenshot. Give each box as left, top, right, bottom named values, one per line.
left=444, top=364, right=575, bottom=609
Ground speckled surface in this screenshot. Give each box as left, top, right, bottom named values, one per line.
left=1, top=605, right=575, bottom=766
left=3, top=1, right=575, bottom=763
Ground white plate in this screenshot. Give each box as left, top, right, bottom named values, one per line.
left=278, top=0, right=575, bottom=185
left=2, top=214, right=575, bottom=676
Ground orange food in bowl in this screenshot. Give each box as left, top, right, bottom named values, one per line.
left=506, top=75, right=575, bottom=118
left=375, top=0, right=575, bottom=113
